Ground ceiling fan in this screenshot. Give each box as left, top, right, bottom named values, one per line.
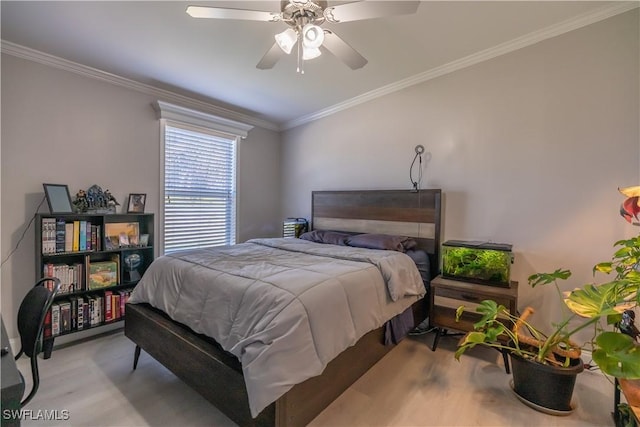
left=186, top=1, right=420, bottom=73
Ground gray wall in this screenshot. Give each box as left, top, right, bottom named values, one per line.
left=1, top=55, right=282, bottom=339
left=281, top=10, right=639, bottom=336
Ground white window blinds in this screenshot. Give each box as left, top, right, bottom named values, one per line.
left=163, top=124, right=237, bottom=253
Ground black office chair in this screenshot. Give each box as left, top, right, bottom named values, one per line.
left=14, top=277, right=60, bottom=407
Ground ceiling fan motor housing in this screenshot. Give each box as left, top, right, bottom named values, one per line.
left=281, top=1, right=328, bottom=27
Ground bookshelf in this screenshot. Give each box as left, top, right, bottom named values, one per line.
left=35, top=213, right=154, bottom=358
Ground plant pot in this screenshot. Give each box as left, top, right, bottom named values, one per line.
left=619, top=378, right=640, bottom=407
left=509, top=351, right=584, bottom=413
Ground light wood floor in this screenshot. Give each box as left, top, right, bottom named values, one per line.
left=17, top=329, right=616, bottom=427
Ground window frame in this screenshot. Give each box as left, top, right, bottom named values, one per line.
left=155, top=101, right=253, bottom=255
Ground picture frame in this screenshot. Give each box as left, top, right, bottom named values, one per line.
left=129, top=233, right=139, bottom=246
left=127, top=193, right=146, bottom=213
left=104, top=222, right=140, bottom=248
left=43, top=183, right=74, bottom=214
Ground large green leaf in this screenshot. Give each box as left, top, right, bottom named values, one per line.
left=528, top=269, right=571, bottom=288
left=564, top=281, right=637, bottom=318
left=455, top=332, right=486, bottom=360
left=483, top=323, right=506, bottom=341
left=592, top=332, right=640, bottom=378
left=473, top=300, right=506, bottom=327
left=594, top=262, right=612, bottom=274
left=459, top=331, right=487, bottom=346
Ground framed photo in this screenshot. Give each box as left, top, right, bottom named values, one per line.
left=127, top=193, right=146, bottom=213
left=43, top=183, right=74, bottom=214
left=104, top=222, right=139, bottom=248
left=129, top=233, right=139, bottom=246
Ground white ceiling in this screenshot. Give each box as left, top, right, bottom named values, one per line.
left=1, top=1, right=636, bottom=130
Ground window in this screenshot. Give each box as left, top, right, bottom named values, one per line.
left=155, top=101, right=253, bottom=254
left=163, top=124, right=236, bottom=252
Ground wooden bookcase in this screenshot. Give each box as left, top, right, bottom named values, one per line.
left=35, top=213, right=154, bottom=358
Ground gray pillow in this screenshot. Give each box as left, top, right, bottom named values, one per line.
left=299, top=230, right=350, bottom=246
left=345, top=233, right=417, bottom=252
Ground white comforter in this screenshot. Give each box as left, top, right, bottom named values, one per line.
left=129, top=238, right=424, bottom=417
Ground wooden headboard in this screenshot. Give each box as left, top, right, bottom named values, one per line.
left=311, top=189, right=442, bottom=275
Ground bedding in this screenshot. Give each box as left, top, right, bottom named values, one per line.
left=405, top=249, right=431, bottom=283
left=128, top=237, right=424, bottom=417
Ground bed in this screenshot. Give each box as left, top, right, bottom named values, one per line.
left=124, top=189, right=442, bottom=427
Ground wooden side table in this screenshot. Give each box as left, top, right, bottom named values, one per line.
left=429, top=275, right=519, bottom=371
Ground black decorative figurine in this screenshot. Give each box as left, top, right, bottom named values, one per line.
left=619, top=309, right=640, bottom=341
left=73, top=185, right=118, bottom=214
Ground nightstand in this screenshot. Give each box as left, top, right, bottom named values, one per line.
left=429, top=275, right=519, bottom=371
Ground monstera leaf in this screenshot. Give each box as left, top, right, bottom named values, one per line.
left=454, top=301, right=512, bottom=360
left=564, top=280, right=638, bottom=319
left=592, top=332, right=640, bottom=378
left=528, top=269, right=571, bottom=288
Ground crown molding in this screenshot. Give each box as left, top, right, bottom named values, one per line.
left=0, top=40, right=280, bottom=132
left=282, top=2, right=639, bottom=130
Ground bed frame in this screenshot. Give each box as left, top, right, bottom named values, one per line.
left=125, top=189, right=441, bottom=427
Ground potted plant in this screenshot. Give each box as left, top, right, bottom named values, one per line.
left=454, top=186, right=640, bottom=413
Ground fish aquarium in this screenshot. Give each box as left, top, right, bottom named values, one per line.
left=442, top=240, right=513, bottom=287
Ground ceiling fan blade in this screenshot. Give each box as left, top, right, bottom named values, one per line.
left=324, top=1, right=420, bottom=23
left=186, top=6, right=279, bottom=21
left=256, top=42, right=285, bottom=70
left=322, top=30, right=367, bottom=70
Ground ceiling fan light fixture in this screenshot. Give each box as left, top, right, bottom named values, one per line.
left=275, top=28, right=297, bottom=54
left=302, top=46, right=322, bottom=60
left=301, top=24, right=324, bottom=49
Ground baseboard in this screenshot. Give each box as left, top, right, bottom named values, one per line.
left=8, top=323, right=125, bottom=357
left=51, top=323, right=123, bottom=351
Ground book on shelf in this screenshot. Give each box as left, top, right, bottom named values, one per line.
left=75, top=296, right=84, bottom=330
left=91, top=225, right=99, bottom=251
left=79, top=221, right=87, bottom=251
left=59, top=302, right=71, bottom=334
left=55, top=218, right=66, bottom=253
left=93, top=295, right=103, bottom=326
left=87, top=222, right=92, bottom=251
left=87, top=296, right=98, bottom=326
left=41, top=218, right=56, bottom=254
left=96, top=226, right=102, bottom=251
left=65, top=222, right=74, bottom=252
left=72, top=220, right=80, bottom=252
left=119, top=288, right=134, bottom=317
left=82, top=299, right=90, bottom=330
left=69, top=297, right=78, bottom=331
left=51, top=303, right=60, bottom=337
left=104, top=290, right=112, bottom=322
